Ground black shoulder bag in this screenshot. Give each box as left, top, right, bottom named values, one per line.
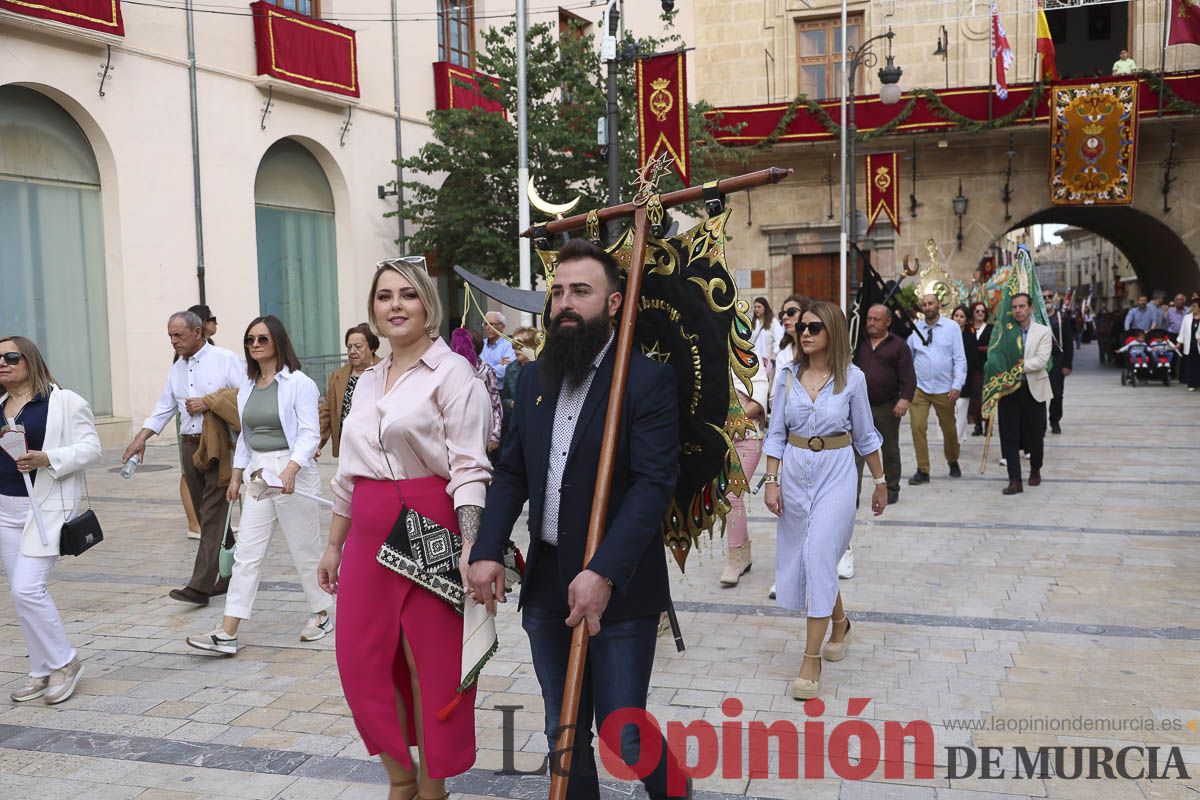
left=59, top=469, right=103, bottom=557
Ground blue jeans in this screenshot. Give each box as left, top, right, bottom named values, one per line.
left=522, top=603, right=684, bottom=799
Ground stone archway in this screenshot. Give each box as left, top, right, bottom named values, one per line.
left=1007, top=206, right=1200, bottom=295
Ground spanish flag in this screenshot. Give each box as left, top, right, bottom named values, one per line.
left=1036, top=6, right=1058, bottom=81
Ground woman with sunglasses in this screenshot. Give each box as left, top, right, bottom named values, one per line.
left=318, top=257, right=492, bottom=800
left=950, top=305, right=974, bottom=445
left=762, top=302, right=886, bottom=700
left=0, top=337, right=101, bottom=705
left=967, top=302, right=993, bottom=435
left=765, top=295, right=810, bottom=599
left=186, top=316, right=331, bottom=656
left=775, top=294, right=810, bottom=367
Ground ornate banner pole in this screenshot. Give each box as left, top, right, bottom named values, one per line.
left=522, top=162, right=792, bottom=800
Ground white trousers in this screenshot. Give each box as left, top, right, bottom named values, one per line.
left=954, top=396, right=971, bottom=445
left=224, top=450, right=333, bottom=620
left=0, top=494, right=76, bottom=677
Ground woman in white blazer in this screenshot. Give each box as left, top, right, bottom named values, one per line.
left=0, top=336, right=101, bottom=705
left=1176, top=299, right=1200, bottom=390
left=186, top=316, right=331, bottom=656
left=750, top=296, right=784, bottom=384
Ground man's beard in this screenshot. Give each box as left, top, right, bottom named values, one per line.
left=540, top=310, right=612, bottom=387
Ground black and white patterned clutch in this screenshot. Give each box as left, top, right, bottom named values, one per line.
left=376, top=505, right=464, bottom=607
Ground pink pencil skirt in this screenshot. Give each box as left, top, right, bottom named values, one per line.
left=336, top=476, right=476, bottom=778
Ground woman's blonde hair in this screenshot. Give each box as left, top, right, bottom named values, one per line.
left=0, top=336, right=57, bottom=400
left=795, top=301, right=852, bottom=394
left=368, top=259, right=442, bottom=340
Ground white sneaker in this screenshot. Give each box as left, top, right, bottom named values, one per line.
left=999, top=458, right=1007, bottom=466
left=300, top=613, right=333, bottom=642
left=837, top=548, right=855, bottom=579
left=187, top=628, right=238, bottom=655
left=768, top=583, right=777, bottom=600
left=1023, top=451, right=1031, bottom=460
left=10, top=676, right=48, bottom=703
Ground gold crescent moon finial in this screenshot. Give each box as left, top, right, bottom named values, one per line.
left=528, top=178, right=581, bottom=218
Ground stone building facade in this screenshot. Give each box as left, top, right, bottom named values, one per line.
left=692, top=0, right=1200, bottom=311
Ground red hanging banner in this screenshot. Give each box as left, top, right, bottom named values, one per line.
left=432, top=61, right=506, bottom=116
left=636, top=52, right=690, bottom=185
left=864, top=152, right=901, bottom=234
left=251, top=1, right=359, bottom=98
left=1169, top=0, right=1200, bottom=46
left=0, top=0, right=124, bottom=36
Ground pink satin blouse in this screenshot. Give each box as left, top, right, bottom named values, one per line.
left=331, top=338, right=493, bottom=517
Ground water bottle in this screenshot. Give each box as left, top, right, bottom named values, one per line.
left=121, top=455, right=140, bottom=479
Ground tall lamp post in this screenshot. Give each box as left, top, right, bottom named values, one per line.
left=953, top=179, right=969, bottom=250
left=839, top=26, right=903, bottom=310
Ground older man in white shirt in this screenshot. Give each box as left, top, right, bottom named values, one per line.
left=481, top=311, right=516, bottom=382
left=907, top=294, right=967, bottom=484
left=124, top=311, right=244, bottom=606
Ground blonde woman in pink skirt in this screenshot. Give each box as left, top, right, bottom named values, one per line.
left=317, top=257, right=492, bottom=800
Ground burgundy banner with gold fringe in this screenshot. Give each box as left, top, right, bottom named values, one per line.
left=864, top=152, right=901, bottom=234
left=0, top=0, right=124, bottom=36
left=251, top=1, right=359, bottom=98
left=1050, top=81, right=1137, bottom=206
left=432, top=61, right=506, bottom=116
left=636, top=52, right=690, bottom=185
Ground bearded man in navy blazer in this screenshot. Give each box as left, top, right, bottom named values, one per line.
left=467, top=238, right=687, bottom=799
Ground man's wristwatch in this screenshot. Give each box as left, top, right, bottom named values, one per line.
left=872, top=476, right=887, bottom=486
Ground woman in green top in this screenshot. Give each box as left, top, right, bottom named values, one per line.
left=185, top=316, right=331, bottom=656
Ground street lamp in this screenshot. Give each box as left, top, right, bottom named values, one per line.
left=840, top=26, right=903, bottom=308
left=953, top=178, right=969, bottom=250
left=933, top=25, right=949, bottom=89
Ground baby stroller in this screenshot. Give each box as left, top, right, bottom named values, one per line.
left=1146, top=328, right=1176, bottom=386
left=1118, top=330, right=1153, bottom=386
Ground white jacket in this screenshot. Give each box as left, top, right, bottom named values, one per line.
left=233, top=367, right=321, bottom=470
left=733, top=363, right=770, bottom=439
left=1177, top=313, right=1199, bottom=355
left=1022, top=322, right=1054, bottom=404
left=2, top=387, right=103, bottom=557
left=750, top=320, right=782, bottom=362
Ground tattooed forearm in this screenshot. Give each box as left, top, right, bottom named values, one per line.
left=458, top=505, right=483, bottom=544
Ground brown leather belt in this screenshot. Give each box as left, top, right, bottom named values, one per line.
left=180, top=434, right=202, bottom=445
left=787, top=432, right=851, bottom=452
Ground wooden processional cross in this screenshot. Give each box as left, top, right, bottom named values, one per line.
left=521, top=159, right=792, bottom=800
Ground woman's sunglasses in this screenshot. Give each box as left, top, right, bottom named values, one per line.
left=781, top=307, right=802, bottom=319
left=1, top=352, right=23, bottom=366
left=376, top=255, right=429, bottom=273
left=797, top=321, right=826, bottom=336
left=244, top=335, right=272, bottom=347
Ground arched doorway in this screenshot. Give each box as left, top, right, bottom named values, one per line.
left=254, top=139, right=339, bottom=359
left=0, top=85, right=112, bottom=415
left=1008, top=206, right=1200, bottom=297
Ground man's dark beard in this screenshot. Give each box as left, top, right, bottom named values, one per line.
left=539, top=310, right=612, bottom=387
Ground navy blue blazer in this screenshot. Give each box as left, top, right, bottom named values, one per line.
left=470, top=345, right=679, bottom=621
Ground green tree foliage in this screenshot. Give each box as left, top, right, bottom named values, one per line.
left=394, top=18, right=745, bottom=284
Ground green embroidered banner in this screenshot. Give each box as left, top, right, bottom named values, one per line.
left=981, top=247, right=1051, bottom=422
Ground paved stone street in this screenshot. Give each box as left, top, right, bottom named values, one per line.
left=0, top=349, right=1197, bottom=800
